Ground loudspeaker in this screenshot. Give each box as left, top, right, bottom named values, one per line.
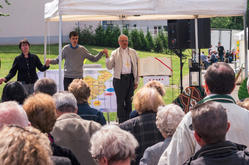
left=168, top=18, right=210, bottom=49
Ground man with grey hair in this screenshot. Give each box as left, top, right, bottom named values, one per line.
left=51, top=91, right=101, bottom=165
left=184, top=101, right=249, bottom=165
left=90, top=125, right=138, bottom=165
left=140, top=104, right=184, bottom=165
left=158, top=62, right=249, bottom=165
left=34, top=78, right=57, bottom=96
left=0, top=101, right=30, bottom=128
left=106, top=34, right=139, bottom=123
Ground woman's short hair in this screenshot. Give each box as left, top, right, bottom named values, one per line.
left=156, top=104, right=185, bottom=137
left=19, top=38, right=30, bottom=49
left=133, top=87, right=164, bottom=114
left=0, top=101, right=30, bottom=128
left=68, top=79, right=90, bottom=104
left=144, top=80, right=165, bottom=96
left=53, top=91, right=77, bottom=113
left=90, top=125, right=138, bottom=163
left=0, top=125, right=53, bottom=165
left=34, top=78, right=57, bottom=96
left=1, top=81, right=28, bottom=104
left=23, top=93, right=57, bottom=133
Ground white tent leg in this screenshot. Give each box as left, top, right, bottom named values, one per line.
left=194, top=16, right=199, bottom=63
left=59, top=14, right=63, bottom=91
left=244, top=14, right=248, bottom=78
left=44, top=21, right=47, bottom=77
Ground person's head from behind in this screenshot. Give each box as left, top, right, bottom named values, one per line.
left=118, top=34, right=128, bottom=49
left=23, top=93, right=57, bottom=133
left=2, top=81, right=28, bottom=104
left=204, top=62, right=235, bottom=95
left=0, top=125, right=53, bottom=165
left=191, top=101, right=229, bottom=147
left=34, top=78, right=57, bottom=96
left=144, top=80, right=165, bottom=96
left=68, top=79, right=90, bottom=104
left=218, top=42, right=221, bottom=46
left=156, top=104, right=185, bottom=138
left=69, top=31, right=79, bottom=47
left=53, top=91, right=78, bottom=117
left=0, top=101, right=30, bottom=129
left=133, top=87, right=164, bottom=114
left=19, top=39, right=30, bottom=55
left=90, top=125, right=138, bottom=165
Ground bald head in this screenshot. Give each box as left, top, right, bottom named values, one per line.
left=0, top=101, right=30, bottom=128
left=204, top=62, right=235, bottom=94
left=118, top=34, right=128, bottom=49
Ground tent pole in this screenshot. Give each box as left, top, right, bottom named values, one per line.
left=194, top=16, right=201, bottom=86
left=59, top=14, right=63, bottom=91
left=244, top=14, right=248, bottom=78
left=44, top=21, right=47, bottom=78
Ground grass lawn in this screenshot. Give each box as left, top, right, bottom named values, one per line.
left=0, top=44, right=191, bottom=121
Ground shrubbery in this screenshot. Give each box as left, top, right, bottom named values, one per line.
left=76, top=24, right=170, bottom=53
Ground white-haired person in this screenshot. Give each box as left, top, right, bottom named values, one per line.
left=120, top=87, right=165, bottom=165
left=90, top=125, right=138, bottom=165
left=51, top=91, right=101, bottom=165
left=0, top=101, right=30, bottom=128
left=140, top=104, right=185, bottom=165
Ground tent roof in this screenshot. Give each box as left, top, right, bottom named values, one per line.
left=45, top=0, right=247, bottom=22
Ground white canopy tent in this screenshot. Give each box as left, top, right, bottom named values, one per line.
left=44, top=0, right=248, bottom=90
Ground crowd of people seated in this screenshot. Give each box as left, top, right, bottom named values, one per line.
left=1, top=62, right=249, bottom=165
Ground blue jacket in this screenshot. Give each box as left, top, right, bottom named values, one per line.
left=77, top=103, right=106, bottom=125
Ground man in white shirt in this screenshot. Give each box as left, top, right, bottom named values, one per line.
left=106, top=34, right=139, bottom=123
left=158, top=62, right=249, bottom=165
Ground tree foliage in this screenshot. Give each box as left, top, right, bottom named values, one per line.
left=0, top=0, right=11, bottom=16
left=211, top=16, right=243, bottom=30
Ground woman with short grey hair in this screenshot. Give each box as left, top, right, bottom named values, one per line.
left=90, top=125, right=138, bottom=165
left=140, top=104, right=185, bottom=165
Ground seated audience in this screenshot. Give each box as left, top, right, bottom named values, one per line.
left=1, top=81, right=28, bottom=104
left=201, top=51, right=209, bottom=69
left=120, top=87, right=165, bottom=165
left=158, top=62, right=249, bottom=165
left=23, top=93, right=80, bottom=165
left=68, top=79, right=106, bottom=125
left=184, top=101, right=249, bottom=165
left=0, top=125, right=53, bottom=165
left=140, top=104, right=185, bottom=165
left=34, top=78, right=57, bottom=96
left=0, top=101, right=30, bottom=128
left=90, top=125, right=138, bottom=165
left=129, top=80, right=165, bottom=119
left=52, top=91, right=101, bottom=165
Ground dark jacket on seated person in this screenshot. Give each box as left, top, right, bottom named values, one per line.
left=49, top=134, right=80, bottom=165
left=52, top=156, right=72, bottom=165
left=77, top=102, right=106, bottom=125
left=120, top=111, right=164, bottom=165
left=183, top=141, right=249, bottom=165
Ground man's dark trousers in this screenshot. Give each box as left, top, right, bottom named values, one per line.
left=113, top=74, right=134, bottom=123
left=64, top=77, right=74, bottom=91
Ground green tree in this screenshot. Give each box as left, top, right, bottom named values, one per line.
left=138, top=30, right=150, bottom=51
left=154, top=36, right=163, bottom=53
left=110, top=26, right=121, bottom=47
left=130, top=29, right=142, bottom=50
left=77, top=26, right=95, bottom=45
left=211, top=16, right=243, bottom=30
left=122, top=28, right=133, bottom=48
left=95, top=25, right=105, bottom=46
left=146, top=31, right=154, bottom=51
left=0, top=0, right=11, bottom=16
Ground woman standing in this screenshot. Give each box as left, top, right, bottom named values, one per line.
left=0, top=39, right=50, bottom=94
